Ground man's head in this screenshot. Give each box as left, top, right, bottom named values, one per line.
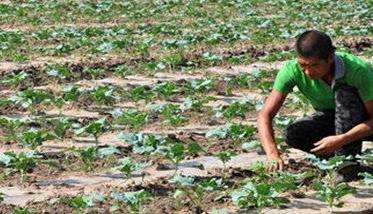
left=295, top=30, right=336, bottom=79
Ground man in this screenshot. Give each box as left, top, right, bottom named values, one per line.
left=257, top=30, right=373, bottom=179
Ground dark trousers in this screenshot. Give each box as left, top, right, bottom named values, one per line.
left=285, top=83, right=373, bottom=158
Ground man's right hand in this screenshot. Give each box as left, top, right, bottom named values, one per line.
left=265, top=154, right=284, bottom=172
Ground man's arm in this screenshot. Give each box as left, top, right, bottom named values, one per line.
left=257, top=89, right=287, bottom=172
left=312, top=100, right=373, bottom=155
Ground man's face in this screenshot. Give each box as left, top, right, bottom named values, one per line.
left=297, top=55, right=333, bottom=79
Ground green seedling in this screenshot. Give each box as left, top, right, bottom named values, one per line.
left=216, top=101, right=253, bottom=120
left=0, top=151, right=40, bottom=182
left=60, top=192, right=105, bottom=211
left=308, top=155, right=357, bottom=211
left=74, top=146, right=99, bottom=171
left=171, top=175, right=221, bottom=212
left=62, top=85, right=81, bottom=102
left=358, top=172, right=373, bottom=186
left=83, top=67, right=106, bottom=79
left=75, top=117, right=110, bottom=144
left=117, top=157, right=148, bottom=178
left=0, top=117, right=23, bottom=142
left=111, top=189, right=152, bottom=213
left=90, top=85, right=116, bottom=105
left=118, top=133, right=168, bottom=154
left=18, top=128, right=54, bottom=149
left=113, top=109, right=149, bottom=130
left=2, top=71, right=28, bottom=88
left=215, top=151, right=236, bottom=181
left=46, top=64, right=72, bottom=81
left=128, top=85, right=155, bottom=102
left=153, top=81, right=179, bottom=99
left=10, top=89, right=52, bottom=113
left=157, top=103, right=186, bottom=126
left=231, top=181, right=289, bottom=212
left=166, top=143, right=185, bottom=175
left=51, top=117, right=72, bottom=139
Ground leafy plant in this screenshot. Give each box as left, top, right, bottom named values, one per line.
left=117, top=157, right=148, bottom=178
left=231, top=181, right=289, bottom=211
left=90, top=85, right=116, bottom=105
left=73, top=146, right=99, bottom=171
left=60, top=192, right=105, bottom=211
left=165, top=143, right=185, bottom=175
left=9, top=89, right=52, bottom=113
left=170, top=175, right=221, bottom=212
left=215, top=101, right=253, bottom=120
left=51, top=117, right=72, bottom=139
left=308, top=155, right=357, bottom=211
left=0, top=117, right=23, bottom=142
left=75, top=117, right=110, bottom=144
left=206, top=123, right=256, bottom=143
left=128, top=85, right=155, bottom=102
left=215, top=151, right=236, bottom=181
left=153, top=82, right=179, bottom=99
left=46, top=64, right=71, bottom=81
left=111, top=189, right=152, bottom=213
left=62, top=85, right=82, bottom=102
left=113, top=109, right=149, bottom=129
left=358, top=172, right=373, bottom=186
left=118, top=133, right=169, bottom=154
left=0, top=151, right=40, bottom=182
left=154, top=103, right=186, bottom=126
left=18, top=129, right=54, bottom=149
left=2, top=71, right=28, bottom=88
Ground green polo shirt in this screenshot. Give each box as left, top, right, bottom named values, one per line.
left=273, top=52, right=373, bottom=110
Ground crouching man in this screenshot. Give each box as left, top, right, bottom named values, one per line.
left=257, top=30, right=373, bottom=180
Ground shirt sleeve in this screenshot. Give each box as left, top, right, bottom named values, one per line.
left=272, top=61, right=296, bottom=94
left=354, top=62, right=373, bottom=102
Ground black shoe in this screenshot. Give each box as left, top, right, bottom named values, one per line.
left=335, top=162, right=373, bottom=183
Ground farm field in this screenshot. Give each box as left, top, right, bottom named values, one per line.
left=0, top=0, right=372, bottom=213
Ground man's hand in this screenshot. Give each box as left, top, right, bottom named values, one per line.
left=265, top=154, right=284, bottom=172
left=310, top=135, right=347, bottom=156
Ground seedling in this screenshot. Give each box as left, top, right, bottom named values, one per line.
left=231, top=181, right=289, bottom=212
left=117, top=157, right=148, bottom=178
left=113, top=109, right=149, bottom=130
left=51, top=117, right=72, bottom=139
left=18, top=128, right=54, bottom=149
left=165, top=143, right=185, bottom=175
left=215, top=151, right=236, bottom=181
left=170, top=175, right=221, bottom=212
left=0, top=117, right=23, bottom=142
left=155, top=103, right=186, bottom=126
left=10, top=89, right=52, bottom=113
left=0, top=151, right=40, bottom=182
left=74, top=146, right=99, bottom=171
left=75, top=117, right=110, bottom=144
left=62, top=85, right=81, bottom=102
left=118, top=133, right=168, bottom=154
left=2, top=71, right=28, bottom=88
left=128, top=85, right=155, bottom=102
left=308, top=155, right=356, bottom=211
left=153, top=81, right=179, bottom=99
left=90, top=85, right=116, bottom=105
left=111, top=189, right=152, bottom=213
left=46, top=64, right=72, bottom=81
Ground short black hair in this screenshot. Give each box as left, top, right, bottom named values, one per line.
left=295, top=30, right=336, bottom=60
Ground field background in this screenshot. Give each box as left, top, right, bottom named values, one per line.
left=0, top=1, right=372, bottom=213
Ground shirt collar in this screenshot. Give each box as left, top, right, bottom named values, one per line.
left=333, top=54, right=345, bottom=80
left=331, top=54, right=345, bottom=89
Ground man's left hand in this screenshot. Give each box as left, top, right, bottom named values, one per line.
left=311, top=135, right=347, bottom=156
